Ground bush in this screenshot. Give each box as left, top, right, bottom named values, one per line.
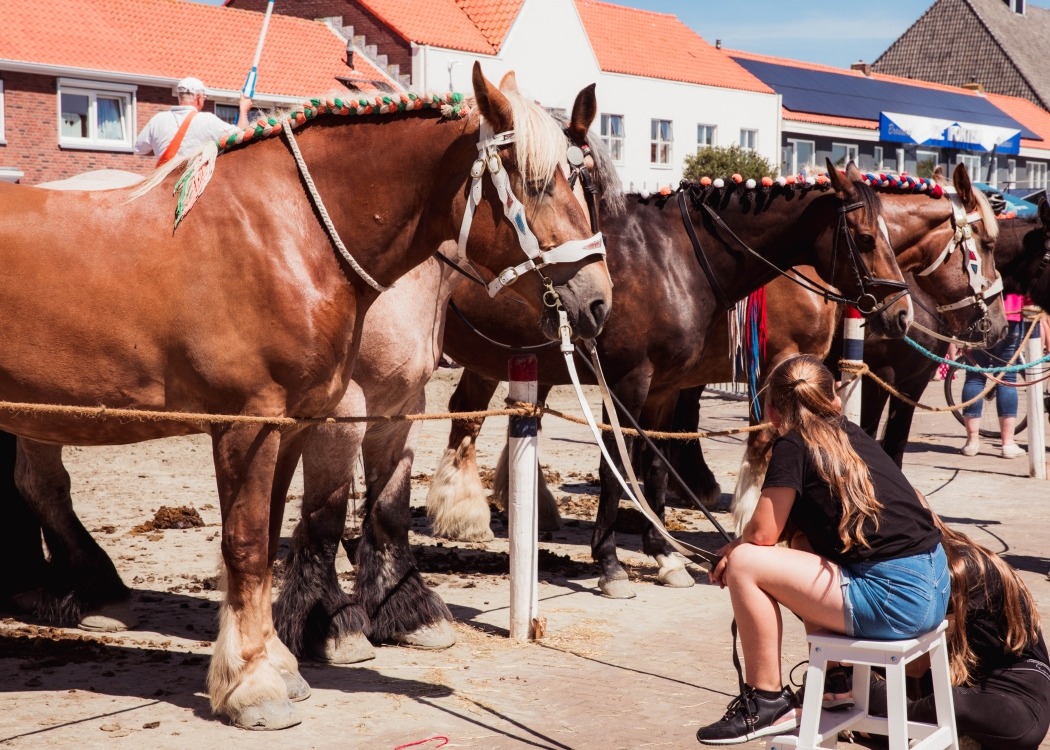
left=682, top=145, right=778, bottom=181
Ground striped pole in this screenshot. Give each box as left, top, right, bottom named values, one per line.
left=507, top=355, right=540, bottom=640
left=841, top=305, right=864, bottom=425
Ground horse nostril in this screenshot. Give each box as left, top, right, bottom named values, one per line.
left=590, top=298, right=610, bottom=332
left=897, top=308, right=911, bottom=333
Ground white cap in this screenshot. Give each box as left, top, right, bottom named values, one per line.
left=176, top=76, right=206, bottom=94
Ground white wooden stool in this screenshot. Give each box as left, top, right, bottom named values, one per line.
left=767, top=620, right=958, bottom=750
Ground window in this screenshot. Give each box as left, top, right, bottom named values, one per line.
left=215, top=104, right=240, bottom=125
left=831, top=142, right=859, bottom=168
left=0, top=79, right=5, bottom=144
left=601, top=113, right=624, bottom=163
left=1029, top=161, right=1048, bottom=190
left=956, top=153, right=981, bottom=179
left=739, top=128, right=758, bottom=151
left=57, top=78, right=135, bottom=150
left=784, top=139, right=815, bottom=175
left=651, top=118, right=673, bottom=165
left=872, top=146, right=884, bottom=171
left=697, top=123, right=716, bottom=149
left=1008, top=158, right=1017, bottom=190
left=916, top=149, right=940, bottom=177
left=896, top=147, right=906, bottom=175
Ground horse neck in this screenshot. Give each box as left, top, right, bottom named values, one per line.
left=879, top=195, right=955, bottom=273
left=272, top=113, right=474, bottom=290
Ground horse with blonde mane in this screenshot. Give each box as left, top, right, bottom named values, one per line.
left=0, top=63, right=611, bottom=729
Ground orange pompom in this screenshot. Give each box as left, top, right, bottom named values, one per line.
left=700, top=176, right=712, bottom=186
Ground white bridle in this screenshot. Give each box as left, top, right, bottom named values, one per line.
left=456, top=121, right=606, bottom=297
left=916, top=186, right=1003, bottom=314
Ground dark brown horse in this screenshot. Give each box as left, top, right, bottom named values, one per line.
left=0, top=64, right=612, bottom=729
left=428, top=160, right=916, bottom=598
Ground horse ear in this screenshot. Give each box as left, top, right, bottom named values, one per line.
left=826, top=157, right=855, bottom=198
left=473, top=62, right=514, bottom=132
left=499, top=71, right=519, bottom=93
left=952, top=162, right=975, bottom=205
left=568, top=83, right=598, bottom=143
left=845, top=161, right=864, bottom=183
left=932, top=166, right=946, bottom=184
left=1040, top=196, right=1050, bottom=231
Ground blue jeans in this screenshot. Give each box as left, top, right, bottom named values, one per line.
left=839, top=544, right=950, bottom=639
left=961, top=320, right=1023, bottom=419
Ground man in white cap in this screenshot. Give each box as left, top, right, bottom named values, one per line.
left=134, top=77, right=252, bottom=166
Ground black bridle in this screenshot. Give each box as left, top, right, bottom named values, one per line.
left=677, top=185, right=910, bottom=316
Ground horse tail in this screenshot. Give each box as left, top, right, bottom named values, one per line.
left=126, top=150, right=194, bottom=202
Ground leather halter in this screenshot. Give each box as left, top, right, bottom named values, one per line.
left=911, top=187, right=1004, bottom=343
left=678, top=186, right=910, bottom=315
left=454, top=121, right=605, bottom=297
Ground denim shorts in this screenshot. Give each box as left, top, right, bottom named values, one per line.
left=839, top=544, right=949, bottom=639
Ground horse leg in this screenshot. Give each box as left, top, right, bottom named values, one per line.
left=730, top=428, right=774, bottom=535
left=667, top=387, right=722, bottom=509
left=274, top=403, right=373, bottom=665
left=491, top=385, right=560, bottom=531
left=14, top=438, right=135, bottom=631
left=358, top=418, right=455, bottom=649
left=426, top=369, right=499, bottom=541
left=634, top=394, right=692, bottom=588
left=207, top=423, right=299, bottom=730
left=593, top=368, right=652, bottom=599
left=0, top=431, right=48, bottom=608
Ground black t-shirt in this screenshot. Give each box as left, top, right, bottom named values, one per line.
left=957, top=557, right=1050, bottom=685
left=762, top=419, right=941, bottom=565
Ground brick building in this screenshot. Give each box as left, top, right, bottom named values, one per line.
left=0, top=0, right=399, bottom=184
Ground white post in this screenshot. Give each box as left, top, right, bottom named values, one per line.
left=1025, top=311, right=1046, bottom=479
left=841, top=306, right=864, bottom=425
left=507, top=355, right=540, bottom=640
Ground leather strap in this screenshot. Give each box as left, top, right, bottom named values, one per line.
left=157, top=110, right=197, bottom=167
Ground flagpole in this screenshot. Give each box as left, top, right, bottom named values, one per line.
left=242, top=0, right=275, bottom=98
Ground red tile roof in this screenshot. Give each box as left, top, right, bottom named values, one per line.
left=0, top=0, right=394, bottom=98
left=357, top=0, right=523, bottom=54
left=986, top=92, right=1050, bottom=150
left=574, top=0, right=772, bottom=93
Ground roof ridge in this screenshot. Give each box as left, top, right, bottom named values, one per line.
left=576, top=0, right=679, bottom=21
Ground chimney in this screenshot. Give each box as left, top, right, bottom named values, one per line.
left=345, top=40, right=354, bottom=69
left=962, top=76, right=984, bottom=93
left=851, top=61, right=872, bottom=76
left=715, top=39, right=721, bottom=49
left=1005, top=0, right=1026, bottom=14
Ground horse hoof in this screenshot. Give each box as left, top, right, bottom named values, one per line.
left=79, top=601, right=138, bottom=632
left=229, top=699, right=301, bottom=731
left=393, top=620, right=456, bottom=649
left=9, top=589, right=44, bottom=614
left=537, top=515, right=561, bottom=533
left=658, top=566, right=695, bottom=588
left=309, top=633, right=376, bottom=665
left=598, top=576, right=635, bottom=599
left=281, top=670, right=311, bottom=702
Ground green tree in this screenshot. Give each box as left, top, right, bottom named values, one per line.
left=682, top=144, right=778, bottom=181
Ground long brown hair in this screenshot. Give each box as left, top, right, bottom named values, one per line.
left=765, top=354, right=881, bottom=551
left=933, top=514, right=1042, bottom=685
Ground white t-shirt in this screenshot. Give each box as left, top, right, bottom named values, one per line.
left=134, top=105, right=238, bottom=160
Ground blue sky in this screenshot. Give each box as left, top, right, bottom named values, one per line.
left=187, top=0, right=1050, bottom=68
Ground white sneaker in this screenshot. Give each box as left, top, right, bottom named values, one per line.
left=960, top=442, right=980, bottom=457
left=1001, top=444, right=1026, bottom=459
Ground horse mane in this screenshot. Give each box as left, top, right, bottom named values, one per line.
left=970, top=187, right=999, bottom=240
left=550, top=112, right=626, bottom=218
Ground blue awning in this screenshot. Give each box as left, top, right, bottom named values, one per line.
left=732, top=57, right=1039, bottom=147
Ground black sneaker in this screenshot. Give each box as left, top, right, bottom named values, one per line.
left=822, top=665, right=854, bottom=711
left=695, top=685, right=799, bottom=745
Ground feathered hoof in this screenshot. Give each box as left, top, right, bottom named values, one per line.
left=392, top=620, right=456, bottom=650
left=228, top=698, right=301, bottom=731
left=79, top=601, right=138, bottom=632
left=308, top=633, right=376, bottom=665
left=598, top=576, right=635, bottom=599
left=280, top=670, right=311, bottom=702
left=657, top=566, right=695, bottom=588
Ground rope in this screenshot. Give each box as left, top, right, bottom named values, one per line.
left=0, top=399, right=764, bottom=441
left=901, top=314, right=1050, bottom=373
left=281, top=118, right=390, bottom=293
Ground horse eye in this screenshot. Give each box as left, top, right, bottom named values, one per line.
left=858, top=233, right=876, bottom=252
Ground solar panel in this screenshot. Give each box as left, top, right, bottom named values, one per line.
left=733, top=57, right=1038, bottom=140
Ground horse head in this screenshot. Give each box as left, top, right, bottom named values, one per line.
left=824, top=159, right=913, bottom=338
left=462, top=63, right=613, bottom=341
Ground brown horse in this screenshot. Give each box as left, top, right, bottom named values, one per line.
left=428, top=160, right=916, bottom=598
left=0, top=64, right=612, bottom=729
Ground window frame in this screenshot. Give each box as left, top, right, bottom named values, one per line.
left=830, top=142, right=859, bottom=168
left=600, top=113, right=625, bottom=165
left=0, top=79, right=5, bottom=145
left=1008, top=158, right=1018, bottom=190
left=785, top=138, right=816, bottom=175
left=896, top=147, right=906, bottom=175
left=956, top=153, right=982, bottom=179
left=697, top=123, right=716, bottom=150
left=916, top=149, right=940, bottom=177
left=739, top=128, right=758, bottom=151
left=650, top=118, right=673, bottom=167
left=56, top=77, right=137, bottom=152
left=1029, top=161, right=1048, bottom=190
left=872, top=146, right=884, bottom=171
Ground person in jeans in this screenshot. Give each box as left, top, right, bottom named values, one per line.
left=869, top=514, right=1049, bottom=749
left=959, top=293, right=1027, bottom=459
left=695, top=354, right=949, bottom=746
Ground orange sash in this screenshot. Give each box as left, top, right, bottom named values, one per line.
left=156, top=110, right=197, bottom=167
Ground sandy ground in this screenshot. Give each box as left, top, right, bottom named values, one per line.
left=1, top=368, right=1048, bottom=749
